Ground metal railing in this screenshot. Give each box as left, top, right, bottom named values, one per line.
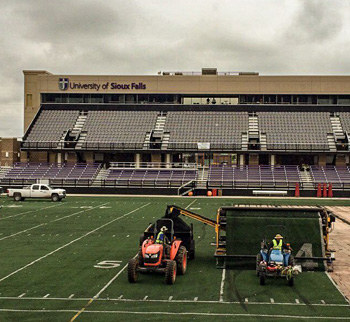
left=109, top=162, right=199, bottom=169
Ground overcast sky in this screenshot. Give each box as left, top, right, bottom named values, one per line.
left=1, top=0, right=349, bottom=137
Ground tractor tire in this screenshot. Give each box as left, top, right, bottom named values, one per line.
left=256, top=253, right=263, bottom=277
left=288, top=255, right=295, bottom=266
left=14, top=193, right=22, bottom=202
left=288, top=276, right=295, bottom=287
left=165, top=260, right=177, bottom=285
left=175, top=246, right=187, bottom=275
left=51, top=194, right=59, bottom=202
left=138, top=247, right=144, bottom=266
left=259, top=272, right=266, bottom=286
left=127, top=258, right=139, bottom=283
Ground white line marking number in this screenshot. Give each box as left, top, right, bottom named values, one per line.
left=94, top=260, right=122, bottom=269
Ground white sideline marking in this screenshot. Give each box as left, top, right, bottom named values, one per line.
left=43, top=294, right=50, bottom=298
left=0, top=202, right=109, bottom=242
left=0, top=296, right=349, bottom=307
left=219, top=268, right=226, bottom=302
left=185, top=199, right=197, bottom=209
left=295, top=299, right=300, bottom=304
left=1, top=308, right=350, bottom=320
left=143, top=296, right=148, bottom=301
left=69, top=294, right=75, bottom=299
left=194, top=297, right=198, bottom=301
left=0, top=204, right=62, bottom=221
left=18, top=293, right=26, bottom=298
left=0, top=203, right=150, bottom=284
left=270, top=298, right=275, bottom=303
left=326, top=272, right=350, bottom=305
left=245, top=298, right=249, bottom=303
left=168, top=296, right=173, bottom=301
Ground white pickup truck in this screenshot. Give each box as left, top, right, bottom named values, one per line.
left=7, top=184, right=66, bottom=202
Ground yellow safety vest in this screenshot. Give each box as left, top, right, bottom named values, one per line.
left=272, top=239, right=283, bottom=250
left=156, top=231, right=164, bottom=244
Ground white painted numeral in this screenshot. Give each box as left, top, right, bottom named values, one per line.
left=94, top=260, right=122, bottom=269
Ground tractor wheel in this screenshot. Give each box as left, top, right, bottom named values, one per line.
left=139, top=234, right=145, bottom=246
left=259, top=272, right=266, bottom=286
left=288, top=255, right=295, bottom=266
left=51, top=194, right=59, bottom=202
left=175, top=246, right=187, bottom=275
left=288, top=276, right=295, bottom=287
left=165, top=260, right=177, bottom=285
left=256, top=253, right=263, bottom=277
left=127, top=258, right=139, bottom=283
left=14, top=193, right=22, bottom=202
left=138, top=247, right=144, bottom=266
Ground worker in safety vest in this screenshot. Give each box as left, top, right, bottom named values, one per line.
left=268, top=234, right=291, bottom=252
left=156, top=226, right=169, bottom=244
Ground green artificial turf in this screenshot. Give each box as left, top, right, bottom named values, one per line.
left=0, top=195, right=348, bottom=322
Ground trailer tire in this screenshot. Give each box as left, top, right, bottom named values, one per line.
left=175, top=246, right=187, bottom=275
left=256, top=253, right=263, bottom=277
left=51, top=194, right=59, bottom=202
left=259, top=272, right=266, bottom=285
left=14, top=193, right=22, bottom=202
left=288, top=254, right=295, bottom=266
left=165, top=260, right=177, bottom=285
left=127, top=258, right=139, bottom=283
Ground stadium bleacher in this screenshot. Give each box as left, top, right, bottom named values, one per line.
left=258, top=112, right=332, bottom=150
left=104, top=168, right=198, bottom=187
left=207, top=165, right=301, bottom=188
left=1, top=163, right=101, bottom=186
left=24, top=110, right=80, bottom=148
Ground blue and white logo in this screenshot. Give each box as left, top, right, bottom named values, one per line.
left=58, top=78, right=69, bottom=91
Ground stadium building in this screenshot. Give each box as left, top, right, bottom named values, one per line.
left=3, top=68, right=350, bottom=195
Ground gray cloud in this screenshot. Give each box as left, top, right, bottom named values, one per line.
left=0, top=0, right=350, bottom=137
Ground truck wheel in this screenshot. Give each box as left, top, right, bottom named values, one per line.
left=127, top=258, right=139, bottom=283
left=165, top=260, right=177, bottom=285
left=175, top=246, right=187, bottom=275
left=259, top=272, right=266, bottom=285
left=51, top=194, right=59, bottom=202
left=256, top=253, right=263, bottom=277
left=288, top=276, right=294, bottom=287
left=14, top=193, right=22, bottom=202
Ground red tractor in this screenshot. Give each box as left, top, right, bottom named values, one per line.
left=128, top=218, right=188, bottom=285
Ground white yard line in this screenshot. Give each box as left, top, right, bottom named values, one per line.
left=0, top=202, right=109, bottom=242
left=93, top=263, right=128, bottom=299
left=0, top=204, right=63, bottom=221
left=0, top=224, right=45, bottom=241
left=0, top=203, right=151, bottom=284
left=1, top=296, right=348, bottom=307
left=219, top=268, right=226, bottom=302
left=185, top=199, right=197, bottom=209
left=69, top=294, right=75, bottom=299
left=0, top=308, right=350, bottom=320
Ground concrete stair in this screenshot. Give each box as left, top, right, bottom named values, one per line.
left=241, top=132, right=248, bottom=151
left=327, top=134, right=337, bottom=152
left=299, top=170, right=314, bottom=190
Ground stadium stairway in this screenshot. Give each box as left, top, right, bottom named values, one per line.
left=327, top=134, right=337, bottom=152
left=330, top=115, right=346, bottom=141
left=299, top=169, right=315, bottom=190
left=91, top=168, right=109, bottom=186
